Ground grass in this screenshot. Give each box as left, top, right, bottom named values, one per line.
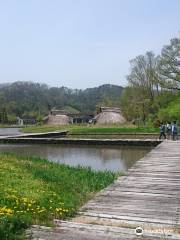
left=0, top=153, right=119, bottom=239
left=0, top=124, right=23, bottom=128
left=22, top=124, right=159, bottom=134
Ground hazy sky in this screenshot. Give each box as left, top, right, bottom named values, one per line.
left=0, top=0, right=179, bottom=89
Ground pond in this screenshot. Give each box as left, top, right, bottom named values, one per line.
left=0, top=144, right=152, bottom=172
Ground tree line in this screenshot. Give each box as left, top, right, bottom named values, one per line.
left=120, top=36, right=180, bottom=126
left=0, top=82, right=123, bottom=123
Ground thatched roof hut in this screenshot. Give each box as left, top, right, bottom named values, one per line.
left=44, top=109, right=71, bottom=125
left=94, top=107, right=126, bottom=124
left=45, top=114, right=70, bottom=125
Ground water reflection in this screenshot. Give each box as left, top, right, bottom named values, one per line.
left=0, top=144, right=152, bottom=172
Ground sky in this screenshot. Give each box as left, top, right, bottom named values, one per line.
left=0, top=0, right=180, bottom=89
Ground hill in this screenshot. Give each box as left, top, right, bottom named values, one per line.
left=0, top=81, right=123, bottom=121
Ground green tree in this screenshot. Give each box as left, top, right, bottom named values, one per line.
left=0, top=107, right=8, bottom=123
left=120, top=87, right=151, bottom=125
left=0, top=82, right=123, bottom=119
left=127, top=51, right=160, bottom=101
left=159, top=37, right=180, bottom=90
left=123, top=51, right=160, bottom=124
left=158, top=95, right=180, bottom=122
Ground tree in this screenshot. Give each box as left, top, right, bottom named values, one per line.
left=124, top=52, right=160, bottom=124
left=96, top=96, right=117, bottom=113
left=158, top=94, right=180, bottom=122
left=120, top=36, right=180, bottom=126
left=0, top=81, right=123, bottom=119
left=159, top=37, right=180, bottom=90
left=0, top=107, right=8, bottom=123
left=127, top=51, right=160, bottom=101
left=120, top=87, right=151, bottom=125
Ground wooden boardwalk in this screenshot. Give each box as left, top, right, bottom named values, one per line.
left=30, top=141, right=180, bottom=239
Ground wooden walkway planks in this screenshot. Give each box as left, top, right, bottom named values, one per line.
left=30, top=222, right=179, bottom=240
left=29, top=141, right=180, bottom=239
left=79, top=141, right=180, bottom=231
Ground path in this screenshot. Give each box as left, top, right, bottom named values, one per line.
left=0, top=127, right=21, bottom=136
left=30, top=141, right=180, bottom=239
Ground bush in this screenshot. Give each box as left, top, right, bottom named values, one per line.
left=158, top=97, right=180, bottom=122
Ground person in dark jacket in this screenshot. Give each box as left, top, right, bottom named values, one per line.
left=166, top=121, right=172, bottom=140
left=159, top=123, right=166, bottom=140
left=171, top=121, right=178, bottom=141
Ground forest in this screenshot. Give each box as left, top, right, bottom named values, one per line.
left=0, top=82, right=123, bottom=123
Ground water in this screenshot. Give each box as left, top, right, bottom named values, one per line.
left=0, top=144, right=152, bottom=172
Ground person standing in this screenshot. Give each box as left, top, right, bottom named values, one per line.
left=166, top=121, right=172, bottom=140
left=159, top=123, right=166, bottom=140
left=171, top=121, right=178, bottom=141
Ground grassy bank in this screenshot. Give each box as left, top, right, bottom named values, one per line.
left=22, top=124, right=159, bottom=134
left=0, top=153, right=119, bottom=239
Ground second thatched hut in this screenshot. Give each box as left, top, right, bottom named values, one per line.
left=44, top=109, right=71, bottom=125
left=94, top=107, right=126, bottom=124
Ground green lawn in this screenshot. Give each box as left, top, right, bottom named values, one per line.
left=22, top=124, right=159, bottom=134
left=0, top=153, right=119, bottom=239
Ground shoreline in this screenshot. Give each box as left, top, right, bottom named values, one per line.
left=0, top=137, right=162, bottom=146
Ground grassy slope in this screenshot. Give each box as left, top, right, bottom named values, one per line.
left=22, top=124, right=159, bottom=134
left=0, top=153, right=118, bottom=239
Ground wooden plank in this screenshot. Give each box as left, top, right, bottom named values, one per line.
left=78, top=141, right=180, bottom=230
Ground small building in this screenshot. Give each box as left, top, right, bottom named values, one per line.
left=72, top=114, right=94, bottom=124
left=17, top=117, right=37, bottom=125
left=94, top=107, right=126, bottom=124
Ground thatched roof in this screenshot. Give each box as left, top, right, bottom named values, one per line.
left=45, top=114, right=70, bottom=125
left=100, top=107, right=121, bottom=113
left=51, top=106, right=80, bottom=116
left=94, top=107, right=126, bottom=124
left=51, top=110, right=67, bottom=115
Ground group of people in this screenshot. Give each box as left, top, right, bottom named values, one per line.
left=159, top=121, right=178, bottom=140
